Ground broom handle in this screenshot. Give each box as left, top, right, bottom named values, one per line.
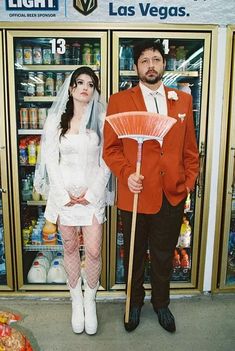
left=125, top=140, right=143, bottom=323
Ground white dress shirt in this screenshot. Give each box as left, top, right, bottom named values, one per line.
left=139, top=81, right=168, bottom=116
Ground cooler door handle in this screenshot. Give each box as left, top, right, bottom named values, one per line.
left=197, top=141, right=205, bottom=198
left=0, top=188, right=7, bottom=194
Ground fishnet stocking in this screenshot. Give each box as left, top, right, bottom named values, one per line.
left=82, top=216, right=102, bottom=289
left=58, top=216, right=102, bottom=289
left=58, top=218, right=81, bottom=288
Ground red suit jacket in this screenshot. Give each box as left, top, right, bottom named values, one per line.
left=103, top=84, right=199, bottom=214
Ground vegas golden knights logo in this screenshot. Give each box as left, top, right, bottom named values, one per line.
left=73, top=0, right=97, bottom=16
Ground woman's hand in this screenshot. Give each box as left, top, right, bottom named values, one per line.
left=65, top=191, right=90, bottom=206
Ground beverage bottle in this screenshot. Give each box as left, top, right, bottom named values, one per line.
left=36, top=72, right=45, bottom=96
left=29, top=107, right=38, bottom=129
left=42, top=45, right=52, bottom=64
left=71, top=41, right=81, bottom=64
left=33, top=45, right=42, bottom=64
left=119, top=44, right=126, bottom=70
left=93, top=43, right=100, bottom=67
left=38, top=108, right=47, bottom=129
left=34, top=252, right=50, bottom=271
left=166, top=45, right=176, bottom=71
left=28, top=139, right=37, bottom=165
left=82, top=43, right=92, bottom=65
left=176, top=46, right=186, bottom=71
left=27, top=261, right=47, bottom=283
left=116, top=246, right=125, bottom=283
left=53, top=52, right=61, bottom=65
left=19, top=140, right=28, bottom=165
left=45, top=72, right=54, bottom=96
left=19, top=107, right=29, bottom=129
left=55, top=72, right=64, bottom=94
left=47, top=260, right=67, bottom=283
left=15, top=44, right=23, bottom=65
left=27, top=72, right=36, bottom=96
left=64, top=44, right=71, bottom=64
left=21, top=178, right=31, bottom=201
left=125, top=45, right=134, bottom=70
left=23, top=45, right=33, bottom=65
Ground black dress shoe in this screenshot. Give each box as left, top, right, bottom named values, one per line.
left=155, top=307, right=176, bottom=333
left=124, top=307, right=141, bottom=332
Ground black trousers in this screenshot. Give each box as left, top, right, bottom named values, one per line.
left=120, top=194, right=185, bottom=309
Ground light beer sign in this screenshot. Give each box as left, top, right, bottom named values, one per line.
left=5, top=0, right=59, bottom=11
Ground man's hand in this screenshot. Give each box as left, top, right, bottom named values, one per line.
left=128, top=173, right=144, bottom=193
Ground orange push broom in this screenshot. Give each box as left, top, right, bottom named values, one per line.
left=106, top=111, right=177, bottom=323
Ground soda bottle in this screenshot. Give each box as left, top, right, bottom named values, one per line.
left=36, top=72, right=45, bottom=96
left=55, top=72, right=64, bottom=94
left=33, top=45, right=42, bottom=64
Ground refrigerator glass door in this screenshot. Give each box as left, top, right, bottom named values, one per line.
left=110, top=30, right=210, bottom=290
left=0, top=32, right=13, bottom=290
left=7, top=30, right=107, bottom=290
left=219, top=32, right=235, bottom=289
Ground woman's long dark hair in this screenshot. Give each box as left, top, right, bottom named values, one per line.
left=60, top=66, right=100, bottom=138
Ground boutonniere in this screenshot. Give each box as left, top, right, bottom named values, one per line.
left=167, top=91, right=178, bottom=101
left=178, top=113, right=186, bottom=123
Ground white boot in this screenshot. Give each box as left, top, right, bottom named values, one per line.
left=69, top=277, right=84, bottom=333
left=84, top=279, right=99, bottom=335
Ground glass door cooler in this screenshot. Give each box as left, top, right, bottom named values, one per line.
left=0, top=32, right=14, bottom=291
left=6, top=29, right=108, bottom=291
left=109, top=30, right=211, bottom=291
left=214, top=26, right=235, bottom=291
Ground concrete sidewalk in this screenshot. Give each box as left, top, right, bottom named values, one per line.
left=0, top=294, right=234, bottom=351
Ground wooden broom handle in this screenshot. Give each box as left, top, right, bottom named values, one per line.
left=125, top=141, right=142, bottom=323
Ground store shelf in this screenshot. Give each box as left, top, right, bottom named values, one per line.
left=24, top=244, right=63, bottom=252
left=16, top=64, right=99, bottom=72
left=27, top=201, right=47, bottom=206
left=24, top=96, right=55, bottom=102
left=120, top=70, right=199, bottom=77
left=18, top=129, right=43, bottom=135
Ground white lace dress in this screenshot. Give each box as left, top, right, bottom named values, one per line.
left=44, top=129, right=110, bottom=226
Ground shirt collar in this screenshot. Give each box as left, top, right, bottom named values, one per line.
left=139, top=81, right=165, bottom=98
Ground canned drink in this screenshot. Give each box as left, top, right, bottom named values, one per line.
left=38, top=108, right=47, bottom=129
left=29, top=107, right=38, bottom=129
left=23, top=46, right=33, bottom=64
left=20, top=107, right=29, bottom=129
left=33, top=46, right=42, bottom=64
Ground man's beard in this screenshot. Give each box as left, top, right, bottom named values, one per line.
left=138, top=69, right=164, bottom=85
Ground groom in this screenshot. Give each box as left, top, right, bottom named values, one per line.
left=103, top=39, right=199, bottom=333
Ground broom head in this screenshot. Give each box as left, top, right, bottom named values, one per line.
left=106, top=111, right=177, bottom=142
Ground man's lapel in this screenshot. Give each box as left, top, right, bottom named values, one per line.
left=130, top=85, right=147, bottom=111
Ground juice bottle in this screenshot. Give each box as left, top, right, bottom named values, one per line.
left=45, top=72, right=54, bottom=96
left=28, top=139, right=37, bottom=165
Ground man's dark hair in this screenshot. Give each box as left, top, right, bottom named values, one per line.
left=133, top=39, right=165, bottom=65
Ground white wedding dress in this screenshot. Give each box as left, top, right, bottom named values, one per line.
left=44, top=129, right=110, bottom=226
